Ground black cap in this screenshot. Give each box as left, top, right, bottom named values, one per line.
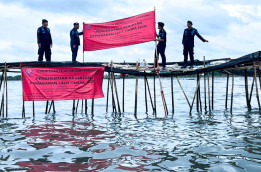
left=74, top=22, right=79, bottom=26
left=158, top=22, right=164, bottom=27
left=187, top=21, right=193, bottom=25
left=42, top=19, right=48, bottom=24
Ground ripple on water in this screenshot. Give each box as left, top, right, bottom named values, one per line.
left=0, top=78, right=261, bottom=171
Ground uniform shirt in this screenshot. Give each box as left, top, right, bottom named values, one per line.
left=70, top=28, right=83, bottom=46
left=182, top=28, right=206, bottom=47
left=158, top=29, right=167, bottom=46
left=37, top=26, right=52, bottom=44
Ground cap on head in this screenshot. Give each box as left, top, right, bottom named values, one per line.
left=158, top=22, right=165, bottom=27
left=74, top=22, right=79, bottom=26
left=187, top=21, right=193, bottom=25
left=42, top=19, right=48, bottom=24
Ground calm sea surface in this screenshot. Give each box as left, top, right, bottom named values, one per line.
left=0, top=77, right=261, bottom=171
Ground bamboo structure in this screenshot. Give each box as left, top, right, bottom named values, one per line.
left=0, top=51, right=261, bottom=118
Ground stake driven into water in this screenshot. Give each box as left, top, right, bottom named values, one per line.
left=154, top=41, right=168, bottom=116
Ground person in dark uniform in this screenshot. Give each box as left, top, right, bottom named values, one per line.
left=154, top=22, right=167, bottom=70
left=37, top=19, right=52, bottom=61
left=182, top=21, right=208, bottom=68
left=70, top=22, right=83, bottom=62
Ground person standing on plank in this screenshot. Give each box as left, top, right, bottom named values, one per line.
left=37, top=19, right=52, bottom=61
left=70, top=22, right=83, bottom=62
left=182, top=21, right=208, bottom=68
left=154, top=22, right=167, bottom=70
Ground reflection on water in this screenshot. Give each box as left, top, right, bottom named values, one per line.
left=0, top=78, right=261, bottom=171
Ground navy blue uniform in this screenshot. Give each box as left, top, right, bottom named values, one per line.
left=182, top=28, right=206, bottom=65
left=70, top=28, right=83, bottom=62
left=37, top=26, right=52, bottom=61
left=155, top=29, right=167, bottom=67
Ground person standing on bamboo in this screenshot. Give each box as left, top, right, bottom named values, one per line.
left=182, top=21, right=208, bottom=68
left=70, top=22, right=83, bottom=62
left=154, top=22, right=167, bottom=70
left=37, top=19, right=52, bottom=62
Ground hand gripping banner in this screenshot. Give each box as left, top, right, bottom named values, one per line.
left=83, top=11, right=155, bottom=51
left=22, top=67, right=104, bottom=101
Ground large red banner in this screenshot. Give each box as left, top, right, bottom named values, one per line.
left=83, top=11, right=155, bottom=51
left=22, top=67, right=104, bottom=101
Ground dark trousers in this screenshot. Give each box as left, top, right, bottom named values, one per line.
left=71, top=45, right=79, bottom=62
left=38, top=43, right=51, bottom=61
left=183, top=45, right=194, bottom=65
left=155, top=45, right=166, bottom=67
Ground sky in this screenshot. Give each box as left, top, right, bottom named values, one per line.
left=0, top=0, right=260, bottom=63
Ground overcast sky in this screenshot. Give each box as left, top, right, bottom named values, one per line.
left=0, top=0, right=260, bottom=63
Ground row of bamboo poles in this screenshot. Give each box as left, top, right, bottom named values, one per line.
left=0, top=62, right=261, bottom=118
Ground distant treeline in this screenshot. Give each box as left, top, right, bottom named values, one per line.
left=0, top=75, right=21, bottom=80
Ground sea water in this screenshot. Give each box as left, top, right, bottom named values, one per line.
left=0, top=77, right=261, bottom=171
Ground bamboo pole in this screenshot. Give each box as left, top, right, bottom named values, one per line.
left=171, top=75, right=174, bottom=114
left=112, top=72, right=121, bottom=113
left=153, top=46, right=157, bottom=115
left=153, top=74, right=156, bottom=115
left=81, top=100, right=83, bottom=114
left=109, top=72, right=117, bottom=113
left=249, top=78, right=254, bottom=103
left=45, top=101, right=49, bottom=114
left=22, top=100, right=25, bottom=118
left=199, top=78, right=202, bottom=112
left=144, top=75, right=148, bottom=113
left=176, top=77, right=191, bottom=107
left=145, top=76, right=154, bottom=112
left=258, top=68, right=261, bottom=91
left=32, top=101, right=35, bottom=117
left=48, top=100, right=53, bottom=114
left=52, top=101, right=55, bottom=114
left=212, top=72, right=214, bottom=110
left=72, top=99, right=75, bottom=115
left=134, top=62, right=139, bottom=117
left=244, top=69, right=251, bottom=109
left=106, top=72, right=110, bottom=113
left=76, top=99, right=79, bottom=114
left=85, top=99, right=87, bottom=115
left=110, top=63, right=117, bottom=113
left=155, top=48, right=168, bottom=116
left=196, top=73, right=199, bottom=112
left=5, top=68, right=8, bottom=117
left=254, top=64, right=261, bottom=110
left=122, top=75, right=125, bottom=112
left=0, top=71, right=4, bottom=117
left=208, top=72, right=211, bottom=112
left=20, top=63, right=25, bottom=118
left=91, top=98, right=94, bottom=115
left=230, top=73, right=234, bottom=113
left=225, top=73, right=229, bottom=109
left=204, top=56, right=207, bottom=111
left=1, top=69, right=6, bottom=117
left=190, top=74, right=202, bottom=114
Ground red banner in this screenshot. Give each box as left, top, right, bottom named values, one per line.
left=22, top=67, right=104, bottom=101
left=83, top=11, right=155, bottom=51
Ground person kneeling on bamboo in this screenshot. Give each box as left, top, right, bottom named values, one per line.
left=154, top=22, right=167, bottom=71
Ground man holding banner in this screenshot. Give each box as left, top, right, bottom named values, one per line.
left=154, top=22, right=167, bottom=70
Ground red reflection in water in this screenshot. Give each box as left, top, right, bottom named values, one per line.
left=17, top=121, right=160, bottom=171
left=20, top=121, right=114, bottom=149
left=17, top=159, right=112, bottom=172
